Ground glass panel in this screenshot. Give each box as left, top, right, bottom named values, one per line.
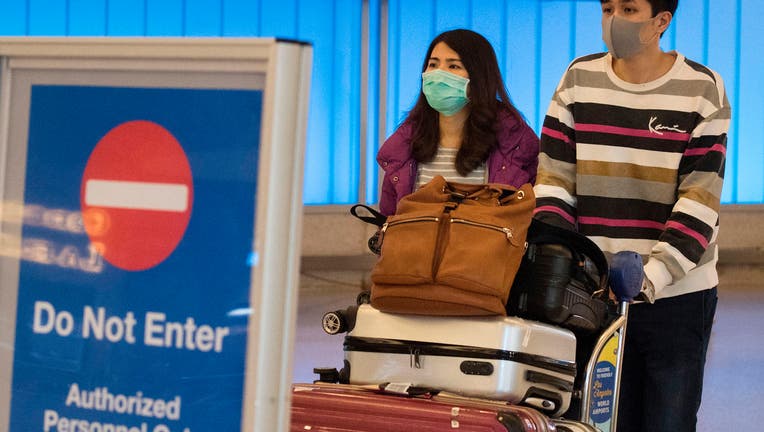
left=68, top=0, right=107, bottom=36
left=222, top=0, right=260, bottom=36
left=707, top=0, right=739, bottom=203
left=0, top=1, right=27, bottom=35
left=737, top=0, right=764, bottom=202
left=29, top=0, right=66, bottom=35
left=146, top=0, right=183, bottom=36
left=107, top=0, right=146, bottom=36
left=185, top=0, right=223, bottom=36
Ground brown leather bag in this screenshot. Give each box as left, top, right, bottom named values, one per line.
left=370, top=175, right=535, bottom=316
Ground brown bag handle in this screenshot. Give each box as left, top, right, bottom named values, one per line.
left=443, top=181, right=525, bottom=206
left=350, top=204, right=387, bottom=227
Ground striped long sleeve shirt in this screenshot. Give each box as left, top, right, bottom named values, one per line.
left=534, top=52, right=731, bottom=300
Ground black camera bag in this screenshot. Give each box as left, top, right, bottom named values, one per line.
left=507, top=219, right=611, bottom=332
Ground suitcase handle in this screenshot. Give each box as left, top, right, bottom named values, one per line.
left=378, top=382, right=440, bottom=397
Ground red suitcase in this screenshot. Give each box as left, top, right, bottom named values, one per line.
left=290, top=383, right=556, bottom=431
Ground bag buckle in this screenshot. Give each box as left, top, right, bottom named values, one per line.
left=448, top=191, right=467, bottom=203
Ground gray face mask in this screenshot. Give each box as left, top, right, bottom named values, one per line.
left=602, top=14, right=658, bottom=59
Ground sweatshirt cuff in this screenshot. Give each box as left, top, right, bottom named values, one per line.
left=643, top=258, right=673, bottom=297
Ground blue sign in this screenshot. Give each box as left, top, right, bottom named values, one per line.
left=591, top=360, right=616, bottom=424
left=10, top=85, right=262, bottom=431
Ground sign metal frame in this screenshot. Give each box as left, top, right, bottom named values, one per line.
left=0, top=37, right=311, bottom=432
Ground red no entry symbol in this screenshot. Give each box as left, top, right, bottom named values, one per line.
left=80, top=120, right=193, bottom=271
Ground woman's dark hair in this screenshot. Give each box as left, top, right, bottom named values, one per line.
left=405, top=29, right=523, bottom=176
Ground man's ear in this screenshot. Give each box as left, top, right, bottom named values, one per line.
left=656, top=11, right=673, bottom=34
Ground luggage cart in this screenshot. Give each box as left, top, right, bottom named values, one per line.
left=302, top=251, right=643, bottom=432
left=574, top=250, right=643, bottom=432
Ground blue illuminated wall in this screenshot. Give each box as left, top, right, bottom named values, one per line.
left=386, top=0, right=763, bottom=205
left=0, top=0, right=363, bottom=206
left=1, top=0, right=762, bottom=204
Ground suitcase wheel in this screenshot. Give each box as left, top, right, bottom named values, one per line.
left=356, top=290, right=371, bottom=305
left=321, top=310, right=348, bottom=334
left=313, top=367, right=340, bottom=384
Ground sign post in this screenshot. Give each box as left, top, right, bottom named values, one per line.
left=0, top=37, right=311, bottom=432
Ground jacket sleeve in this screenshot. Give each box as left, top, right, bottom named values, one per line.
left=376, top=124, right=411, bottom=217
left=491, top=111, right=539, bottom=188
left=521, top=125, right=539, bottom=185
left=643, top=79, right=731, bottom=296
left=533, top=69, right=578, bottom=231
left=378, top=168, right=398, bottom=216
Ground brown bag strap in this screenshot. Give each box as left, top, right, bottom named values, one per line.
left=350, top=204, right=387, bottom=227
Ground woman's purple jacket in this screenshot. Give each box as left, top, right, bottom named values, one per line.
left=376, top=110, right=540, bottom=216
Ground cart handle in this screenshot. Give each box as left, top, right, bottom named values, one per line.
left=609, top=251, right=643, bottom=303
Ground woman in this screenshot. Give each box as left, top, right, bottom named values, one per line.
left=377, top=29, right=539, bottom=216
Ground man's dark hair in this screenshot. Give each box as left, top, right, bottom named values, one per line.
left=646, top=0, right=678, bottom=16
left=645, top=0, right=678, bottom=38
left=598, top=1, right=678, bottom=17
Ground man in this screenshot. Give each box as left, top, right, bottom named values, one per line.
left=533, top=0, right=730, bottom=431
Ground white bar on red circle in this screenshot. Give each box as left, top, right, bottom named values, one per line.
left=84, top=179, right=189, bottom=212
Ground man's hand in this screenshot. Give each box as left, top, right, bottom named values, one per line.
left=635, top=275, right=656, bottom=304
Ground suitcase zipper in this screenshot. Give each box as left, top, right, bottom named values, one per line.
left=345, top=336, right=577, bottom=376
left=450, top=218, right=515, bottom=242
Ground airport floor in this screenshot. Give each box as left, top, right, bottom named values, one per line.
left=292, top=264, right=764, bottom=431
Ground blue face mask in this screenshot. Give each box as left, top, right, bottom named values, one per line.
left=421, top=69, right=470, bottom=116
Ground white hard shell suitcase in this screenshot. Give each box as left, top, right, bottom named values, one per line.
left=324, top=304, right=578, bottom=417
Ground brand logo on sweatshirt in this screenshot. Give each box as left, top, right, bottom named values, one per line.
left=649, top=116, right=687, bottom=135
